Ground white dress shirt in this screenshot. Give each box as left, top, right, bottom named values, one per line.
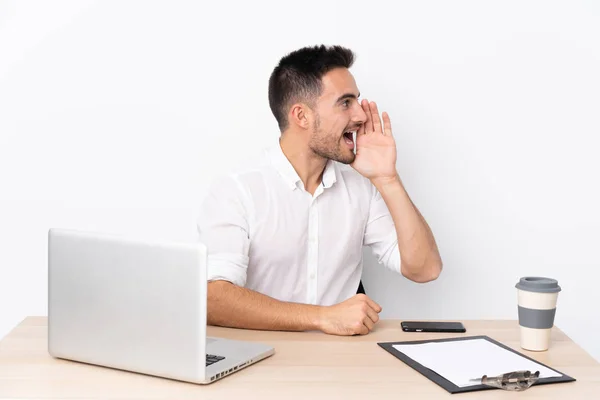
left=196, top=142, right=401, bottom=306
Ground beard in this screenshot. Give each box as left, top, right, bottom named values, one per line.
left=308, top=114, right=356, bottom=164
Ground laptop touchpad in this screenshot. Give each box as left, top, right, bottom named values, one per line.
left=206, top=338, right=217, bottom=345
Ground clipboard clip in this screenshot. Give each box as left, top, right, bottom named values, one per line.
left=470, top=370, right=540, bottom=391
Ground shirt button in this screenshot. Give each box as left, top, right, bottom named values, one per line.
left=309, top=272, right=315, bottom=279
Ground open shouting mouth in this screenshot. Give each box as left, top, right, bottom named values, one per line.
left=343, top=130, right=356, bottom=149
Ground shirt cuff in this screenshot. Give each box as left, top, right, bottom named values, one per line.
left=378, top=232, right=401, bottom=274
left=207, top=253, right=249, bottom=287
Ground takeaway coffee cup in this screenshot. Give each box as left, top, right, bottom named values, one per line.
left=515, top=277, right=561, bottom=351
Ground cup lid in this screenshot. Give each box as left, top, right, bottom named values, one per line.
left=516, top=277, right=561, bottom=293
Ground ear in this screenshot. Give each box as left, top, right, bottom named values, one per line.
left=288, top=103, right=312, bottom=130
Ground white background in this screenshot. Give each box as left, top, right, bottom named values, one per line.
left=1, top=1, right=599, bottom=362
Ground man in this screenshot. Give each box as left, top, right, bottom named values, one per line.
left=197, top=45, right=442, bottom=336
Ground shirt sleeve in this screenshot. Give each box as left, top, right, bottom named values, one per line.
left=196, top=175, right=250, bottom=287
left=363, top=184, right=401, bottom=274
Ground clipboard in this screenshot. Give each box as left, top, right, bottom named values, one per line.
left=378, top=335, right=576, bottom=394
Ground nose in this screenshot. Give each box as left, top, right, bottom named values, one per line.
left=353, top=102, right=367, bottom=125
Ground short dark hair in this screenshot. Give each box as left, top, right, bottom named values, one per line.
left=268, top=45, right=355, bottom=132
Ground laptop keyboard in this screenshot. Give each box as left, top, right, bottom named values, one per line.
left=206, top=354, right=225, bottom=367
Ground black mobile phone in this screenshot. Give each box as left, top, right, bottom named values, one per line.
left=401, top=321, right=466, bottom=333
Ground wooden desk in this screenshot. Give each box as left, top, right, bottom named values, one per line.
left=1, top=317, right=599, bottom=399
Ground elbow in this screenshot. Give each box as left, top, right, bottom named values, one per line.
left=401, top=259, right=443, bottom=283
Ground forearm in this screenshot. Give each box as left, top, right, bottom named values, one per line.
left=207, top=280, right=323, bottom=331
left=372, top=174, right=442, bottom=282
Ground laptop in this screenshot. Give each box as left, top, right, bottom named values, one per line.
left=47, top=228, right=274, bottom=384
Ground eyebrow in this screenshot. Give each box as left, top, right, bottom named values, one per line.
left=335, top=92, right=360, bottom=104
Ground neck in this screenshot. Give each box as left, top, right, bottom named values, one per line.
left=279, top=131, right=327, bottom=195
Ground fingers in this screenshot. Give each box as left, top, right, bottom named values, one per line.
left=382, top=111, right=392, bottom=136
left=363, top=318, right=375, bottom=335
left=354, top=293, right=382, bottom=313
left=363, top=311, right=376, bottom=332
left=357, top=294, right=381, bottom=334
left=365, top=306, right=380, bottom=326
left=357, top=306, right=378, bottom=335
left=356, top=120, right=365, bottom=136
left=369, top=101, right=383, bottom=134
left=359, top=324, right=370, bottom=335
left=361, top=99, right=389, bottom=136
left=329, top=294, right=383, bottom=336
left=364, top=296, right=382, bottom=313
left=361, top=99, right=373, bottom=134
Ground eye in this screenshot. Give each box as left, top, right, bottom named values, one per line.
left=342, top=99, right=350, bottom=108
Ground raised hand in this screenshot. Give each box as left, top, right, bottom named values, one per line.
left=351, top=100, right=398, bottom=182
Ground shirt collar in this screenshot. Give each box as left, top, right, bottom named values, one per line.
left=322, top=159, right=337, bottom=189
left=267, top=141, right=337, bottom=191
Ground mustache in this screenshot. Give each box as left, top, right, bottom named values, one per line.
left=344, top=125, right=363, bottom=132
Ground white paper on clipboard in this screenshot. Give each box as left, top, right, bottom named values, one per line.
left=393, top=338, right=562, bottom=388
